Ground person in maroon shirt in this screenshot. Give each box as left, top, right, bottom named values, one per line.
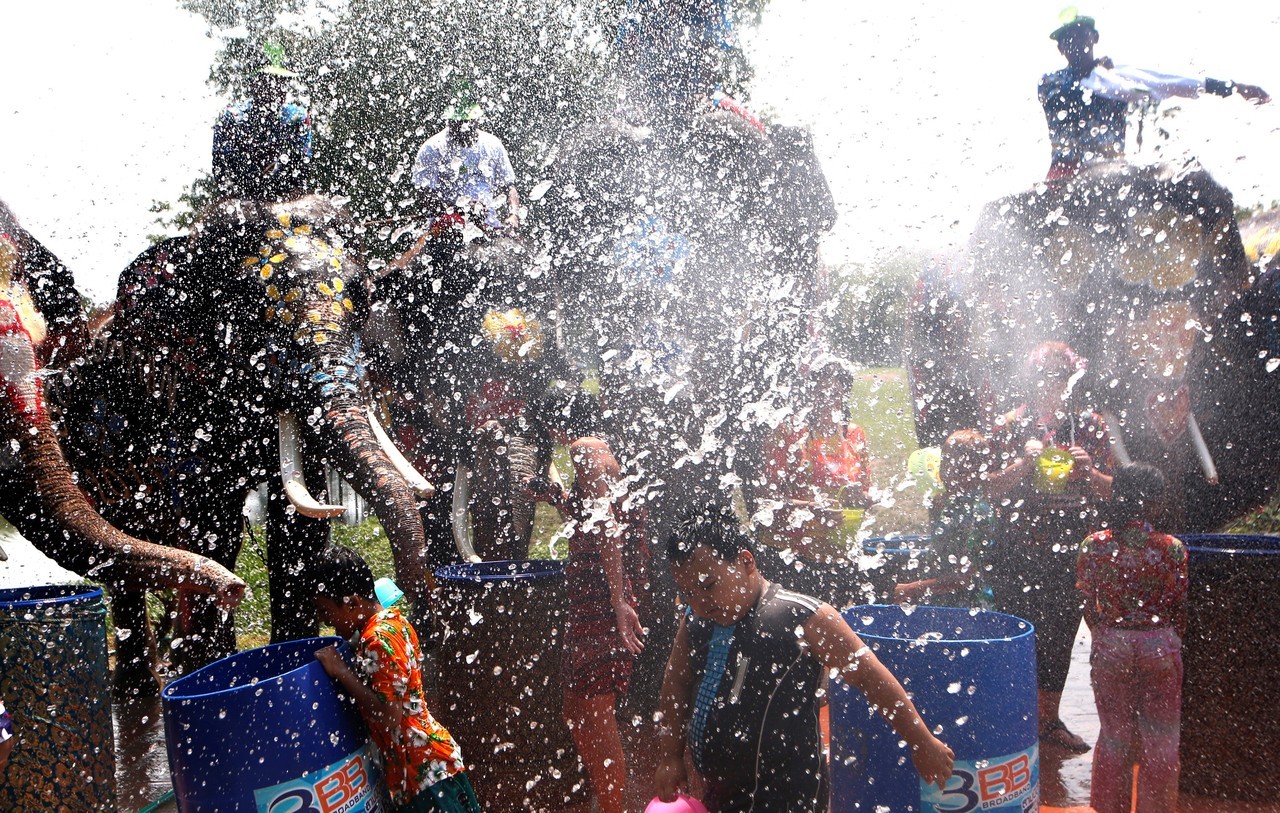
left=1077, top=463, right=1187, bottom=813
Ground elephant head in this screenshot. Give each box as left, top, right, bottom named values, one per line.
left=0, top=199, right=245, bottom=605
left=179, top=195, right=434, bottom=604
left=908, top=162, right=1280, bottom=530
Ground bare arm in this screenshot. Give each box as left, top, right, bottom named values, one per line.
left=654, top=616, right=696, bottom=802
left=803, top=604, right=954, bottom=788
left=315, top=645, right=407, bottom=746
left=571, top=437, right=644, bottom=654
left=505, top=185, right=521, bottom=230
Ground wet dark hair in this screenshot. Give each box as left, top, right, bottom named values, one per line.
left=1109, top=463, right=1167, bottom=525
left=309, top=545, right=376, bottom=602
left=667, top=506, right=757, bottom=565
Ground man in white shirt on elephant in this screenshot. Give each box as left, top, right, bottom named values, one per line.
left=1039, top=9, right=1269, bottom=179
left=411, top=104, right=520, bottom=233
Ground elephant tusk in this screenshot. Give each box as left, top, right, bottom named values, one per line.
left=451, top=465, right=482, bottom=563
left=278, top=413, right=346, bottom=519
left=1102, top=411, right=1134, bottom=467
left=367, top=407, right=436, bottom=500
left=1187, top=411, right=1220, bottom=486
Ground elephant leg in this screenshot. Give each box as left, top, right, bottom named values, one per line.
left=110, top=587, right=161, bottom=698
left=266, top=456, right=329, bottom=644
left=171, top=500, right=245, bottom=674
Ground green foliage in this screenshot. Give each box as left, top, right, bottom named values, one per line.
left=158, top=0, right=772, bottom=249
left=828, top=253, right=923, bottom=367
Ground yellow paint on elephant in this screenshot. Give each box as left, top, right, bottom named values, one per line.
left=331, top=277, right=344, bottom=293
left=280, top=311, right=294, bottom=324
left=260, top=266, right=274, bottom=279
left=482, top=308, right=545, bottom=362
left=342, top=298, right=354, bottom=311
left=266, top=285, right=280, bottom=300
left=265, top=307, right=276, bottom=321
left=284, top=289, right=301, bottom=303
left=1243, top=228, right=1280, bottom=264
left=317, top=282, right=333, bottom=296
left=330, top=302, right=344, bottom=316
left=307, top=310, right=322, bottom=323
left=1120, top=212, right=1201, bottom=291
left=1126, top=301, right=1197, bottom=380
left=325, top=322, right=340, bottom=331
left=270, top=253, right=286, bottom=264
left=277, top=214, right=293, bottom=229
left=313, top=332, right=328, bottom=345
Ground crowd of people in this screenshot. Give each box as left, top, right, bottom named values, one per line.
left=192, top=8, right=1232, bottom=813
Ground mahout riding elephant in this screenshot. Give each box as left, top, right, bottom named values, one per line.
left=0, top=200, right=246, bottom=621
left=908, top=160, right=1280, bottom=530
left=55, top=195, right=432, bottom=688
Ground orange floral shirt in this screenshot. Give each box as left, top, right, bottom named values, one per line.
left=356, top=609, right=465, bottom=803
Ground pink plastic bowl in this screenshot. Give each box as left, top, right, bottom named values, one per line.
left=645, top=794, right=709, bottom=813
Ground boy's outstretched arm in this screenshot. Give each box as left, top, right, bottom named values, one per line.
left=802, top=606, right=955, bottom=789
left=315, top=645, right=408, bottom=746
left=653, top=616, right=695, bottom=802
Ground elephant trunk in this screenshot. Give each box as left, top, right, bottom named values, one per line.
left=0, top=320, right=245, bottom=605
left=316, top=400, right=432, bottom=606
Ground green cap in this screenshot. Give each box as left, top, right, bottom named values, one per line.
left=1049, top=6, right=1096, bottom=41
left=259, top=40, right=299, bottom=78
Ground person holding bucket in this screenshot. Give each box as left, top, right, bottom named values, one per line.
left=311, top=546, right=480, bottom=813
left=986, top=341, right=1114, bottom=754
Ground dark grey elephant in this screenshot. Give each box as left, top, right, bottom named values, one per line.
left=0, top=201, right=246, bottom=614
left=908, top=161, right=1280, bottom=531
left=56, top=195, right=433, bottom=688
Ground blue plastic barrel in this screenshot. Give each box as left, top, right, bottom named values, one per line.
left=861, top=534, right=931, bottom=602
left=162, top=636, right=382, bottom=812
left=831, top=604, right=1038, bottom=813
left=0, top=584, right=115, bottom=811
left=1176, top=533, right=1280, bottom=801
left=434, top=559, right=587, bottom=812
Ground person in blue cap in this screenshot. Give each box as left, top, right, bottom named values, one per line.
left=212, top=41, right=314, bottom=200
left=1039, top=7, right=1269, bottom=180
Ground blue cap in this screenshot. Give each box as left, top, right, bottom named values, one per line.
left=374, top=577, right=404, bottom=609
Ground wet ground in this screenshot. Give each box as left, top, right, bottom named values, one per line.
left=5, top=526, right=1280, bottom=812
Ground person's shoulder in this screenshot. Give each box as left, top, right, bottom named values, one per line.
left=769, top=585, right=824, bottom=617
left=1152, top=532, right=1187, bottom=561
left=218, top=101, right=251, bottom=123
left=478, top=130, right=510, bottom=152
left=418, top=130, right=449, bottom=153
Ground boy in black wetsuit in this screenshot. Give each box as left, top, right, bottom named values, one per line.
left=653, top=508, right=954, bottom=813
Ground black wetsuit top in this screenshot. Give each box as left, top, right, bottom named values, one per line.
left=685, top=583, right=827, bottom=813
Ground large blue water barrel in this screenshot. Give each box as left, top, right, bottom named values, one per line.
left=831, top=604, right=1038, bottom=813
left=434, top=559, right=588, bottom=813
left=1177, top=533, right=1280, bottom=800
left=162, top=635, right=382, bottom=812
left=0, top=584, right=115, bottom=811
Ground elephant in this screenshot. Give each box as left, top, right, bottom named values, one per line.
left=51, top=195, right=433, bottom=688
left=0, top=200, right=246, bottom=622
left=907, top=160, right=1280, bottom=531
left=368, top=228, right=569, bottom=564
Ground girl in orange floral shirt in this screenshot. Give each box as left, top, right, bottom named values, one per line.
left=313, top=546, right=478, bottom=813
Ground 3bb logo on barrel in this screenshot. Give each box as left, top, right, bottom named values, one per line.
left=920, top=744, right=1039, bottom=813
left=255, top=748, right=383, bottom=813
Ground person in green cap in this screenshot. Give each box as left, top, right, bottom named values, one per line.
left=211, top=42, right=314, bottom=200
left=1039, top=7, right=1269, bottom=180
left=410, top=100, right=520, bottom=234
